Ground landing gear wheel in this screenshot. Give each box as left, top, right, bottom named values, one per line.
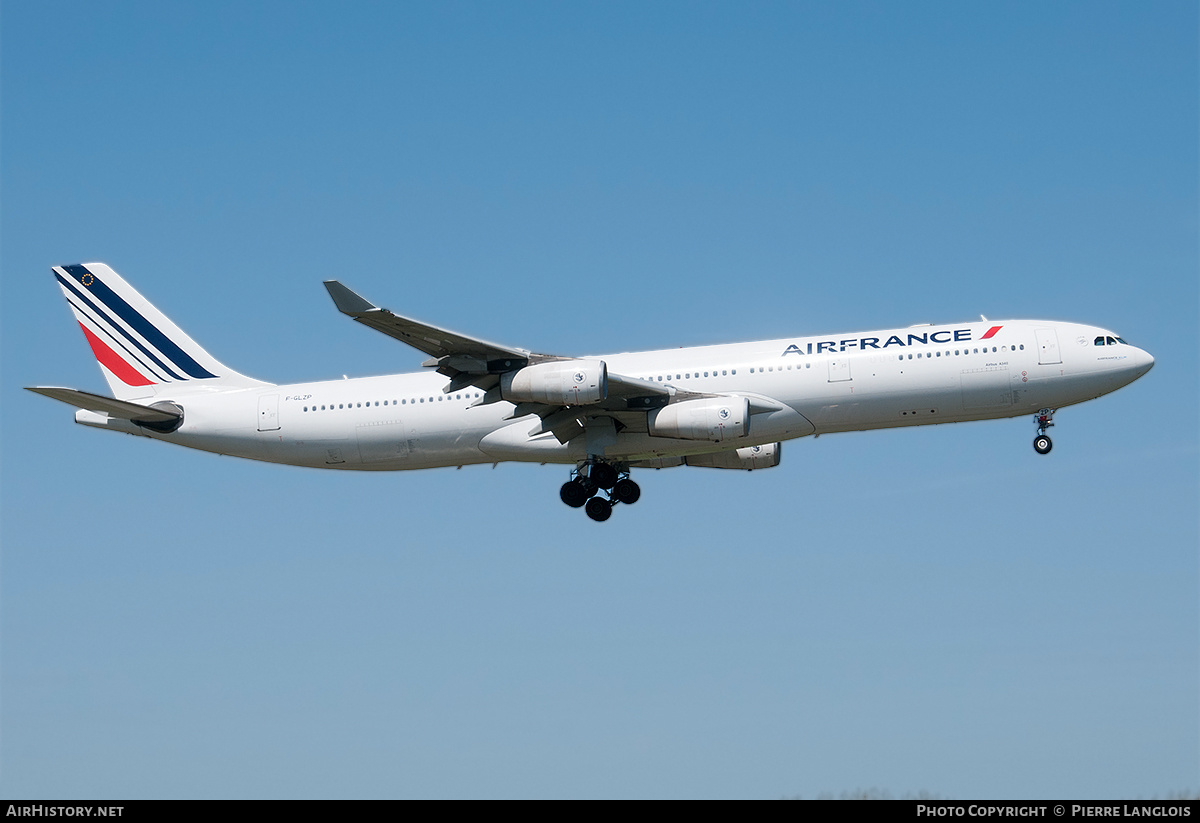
left=1032, top=408, right=1056, bottom=455
left=560, top=480, right=590, bottom=508
left=612, top=478, right=641, bottom=505
left=589, top=462, right=618, bottom=490
left=585, top=497, right=613, bottom=522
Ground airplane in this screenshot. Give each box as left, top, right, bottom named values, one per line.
left=28, top=263, right=1155, bottom=522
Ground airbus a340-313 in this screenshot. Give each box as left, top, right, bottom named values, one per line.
left=29, top=263, right=1154, bottom=522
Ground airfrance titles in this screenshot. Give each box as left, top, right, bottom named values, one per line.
left=782, top=327, right=1003, bottom=356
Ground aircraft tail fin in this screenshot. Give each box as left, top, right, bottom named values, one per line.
left=52, top=263, right=271, bottom=400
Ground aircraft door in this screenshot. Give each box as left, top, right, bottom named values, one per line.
left=828, top=358, right=852, bottom=383
left=1035, top=328, right=1061, bottom=365
left=257, top=395, right=280, bottom=431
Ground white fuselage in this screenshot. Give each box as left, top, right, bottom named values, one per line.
left=76, top=319, right=1154, bottom=470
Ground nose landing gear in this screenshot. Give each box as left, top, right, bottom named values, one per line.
left=560, top=461, right=640, bottom=521
left=1033, top=408, right=1055, bottom=455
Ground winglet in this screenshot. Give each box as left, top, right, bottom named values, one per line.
left=323, top=281, right=378, bottom=315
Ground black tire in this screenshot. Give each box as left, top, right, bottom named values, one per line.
left=585, top=497, right=613, bottom=522
left=589, top=462, right=619, bottom=489
left=560, top=480, right=589, bottom=508
left=612, top=478, right=641, bottom=505
left=1033, top=435, right=1053, bottom=455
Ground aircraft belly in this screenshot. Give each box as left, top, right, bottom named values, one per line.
left=479, top=420, right=585, bottom=463
left=478, top=405, right=816, bottom=464
left=796, top=365, right=961, bottom=432
left=355, top=419, right=411, bottom=464
left=960, top=365, right=1014, bottom=411
left=1020, top=369, right=1116, bottom=410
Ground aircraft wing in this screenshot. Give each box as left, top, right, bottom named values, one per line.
left=324, top=280, right=536, bottom=368
left=323, top=281, right=769, bottom=444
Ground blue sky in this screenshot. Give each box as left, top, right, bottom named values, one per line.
left=2, top=1, right=1196, bottom=799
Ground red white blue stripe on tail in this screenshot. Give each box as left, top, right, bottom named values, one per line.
left=54, top=263, right=269, bottom=399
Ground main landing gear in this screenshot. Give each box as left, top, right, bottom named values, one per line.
left=1033, top=408, right=1055, bottom=455
left=559, top=461, right=641, bottom=522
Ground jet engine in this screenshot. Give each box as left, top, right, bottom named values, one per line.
left=686, top=443, right=780, bottom=470
left=500, top=360, right=608, bottom=405
left=648, top=397, right=749, bottom=442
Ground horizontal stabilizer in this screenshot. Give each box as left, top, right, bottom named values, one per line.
left=26, top=386, right=181, bottom=424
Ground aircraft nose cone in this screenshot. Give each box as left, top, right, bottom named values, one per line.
left=1131, top=347, right=1154, bottom=378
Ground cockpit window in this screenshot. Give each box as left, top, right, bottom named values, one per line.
left=1094, top=336, right=1106, bottom=346
left=1095, top=335, right=1129, bottom=346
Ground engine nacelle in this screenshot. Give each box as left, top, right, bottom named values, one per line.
left=686, top=443, right=781, bottom=470
left=648, top=397, right=749, bottom=442
left=500, top=360, right=608, bottom=406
